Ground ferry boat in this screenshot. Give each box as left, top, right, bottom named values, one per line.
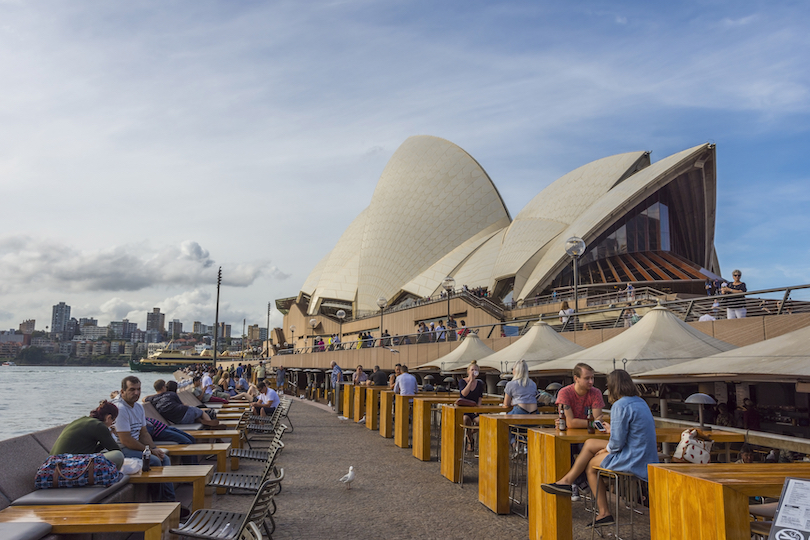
left=128, top=348, right=212, bottom=372
left=1, top=361, right=16, bottom=366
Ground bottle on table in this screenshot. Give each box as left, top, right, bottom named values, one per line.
left=587, top=407, right=595, bottom=434
left=142, top=445, right=151, bottom=472
left=558, top=404, right=567, bottom=431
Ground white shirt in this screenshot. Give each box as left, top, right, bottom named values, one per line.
left=201, top=374, right=214, bottom=396
left=393, top=373, right=418, bottom=396
left=257, top=387, right=280, bottom=408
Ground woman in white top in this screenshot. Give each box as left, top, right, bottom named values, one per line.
left=559, top=301, right=574, bottom=324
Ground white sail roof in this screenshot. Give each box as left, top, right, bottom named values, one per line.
left=637, top=322, right=810, bottom=382
left=530, top=305, right=736, bottom=376
left=470, top=321, right=584, bottom=373
left=414, top=332, right=495, bottom=372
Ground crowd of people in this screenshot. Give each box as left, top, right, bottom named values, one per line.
left=46, top=361, right=286, bottom=519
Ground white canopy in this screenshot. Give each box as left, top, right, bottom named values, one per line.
left=414, top=333, right=495, bottom=373
left=530, top=305, right=736, bottom=376
left=638, top=322, right=810, bottom=382
left=469, top=321, right=584, bottom=374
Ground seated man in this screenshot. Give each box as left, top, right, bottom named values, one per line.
left=112, top=376, right=178, bottom=505
left=393, top=365, right=418, bottom=397
left=146, top=379, right=223, bottom=428
left=192, top=375, right=229, bottom=404
left=388, top=363, right=402, bottom=389
left=253, top=381, right=280, bottom=417
left=363, top=365, right=389, bottom=386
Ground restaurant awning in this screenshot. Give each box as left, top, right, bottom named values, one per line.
left=414, top=333, right=495, bottom=373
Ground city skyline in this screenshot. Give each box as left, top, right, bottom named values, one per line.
left=2, top=1, right=809, bottom=331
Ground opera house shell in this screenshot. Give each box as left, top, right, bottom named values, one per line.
left=297, top=135, right=719, bottom=317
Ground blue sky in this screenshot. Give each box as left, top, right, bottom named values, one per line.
left=1, top=0, right=808, bottom=332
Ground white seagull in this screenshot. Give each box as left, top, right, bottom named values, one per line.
left=339, top=466, right=355, bottom=489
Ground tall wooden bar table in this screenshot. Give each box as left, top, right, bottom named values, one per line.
left=353, top=384, right=366, bottom=422
left=649, top=463, right=810, bottom=540
left=412, top=396, right=501, bottom=461
left=394, top=392, right=461, bottom=449
left=380, top=390, right=395, bottom=438
left=440, top=404, right=505, bottom=483
left=342, top=383, right=354, bottom=419
left=365, top=386, right=389, bottom=430
left=478, top=413, right=558, bottom=514
left=527, top=427, right=744, bottom=540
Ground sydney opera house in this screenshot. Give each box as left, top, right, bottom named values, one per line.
left=278, top=135, right=719, bottom=327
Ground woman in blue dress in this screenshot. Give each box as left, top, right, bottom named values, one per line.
left=541, top=369, right=658, bottom=528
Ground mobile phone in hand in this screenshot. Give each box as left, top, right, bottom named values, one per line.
left=593, top=420, right=606, bottom=432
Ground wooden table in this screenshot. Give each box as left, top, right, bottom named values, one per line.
left=0, top=502, right=180, bottom=540
left=182, top=430, right=241, bottom=471
left=412, top=397, right=503, bottom=461
left=161, top=443, right=231, bottom=473
left=365, top=386, right=389, bottom=430
left=130, top=465, right=214, bottom=512
left=649, top=463, right=810, bottom=540
left=354, top=384, right=367, bottom=422
left=478, top=413, right=558, bottom=513
left=342, top=383, right=354, bottom=419
left=527, top=427, right=745, bottom=540
left=440, top=405, right=505, bottom=483
left=379, top=390, right=395, bottom=438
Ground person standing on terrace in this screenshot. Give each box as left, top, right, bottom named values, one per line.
left=447, top=316, right=458, bottom=341
left=721, top=269, right=747, bottom=319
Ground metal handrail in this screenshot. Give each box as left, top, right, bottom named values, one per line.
left=278, top=283, right=810, bottom=355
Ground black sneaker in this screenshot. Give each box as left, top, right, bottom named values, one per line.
left=179, top=506, right=192, bottom=521
left=541, top=483, right=573, bottom=496
left=586, top=515, right=615, bottom=528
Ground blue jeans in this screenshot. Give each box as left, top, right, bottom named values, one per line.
left=121, top=447, right=176, bottom=501
left=508, top=405, right=538, bottom=443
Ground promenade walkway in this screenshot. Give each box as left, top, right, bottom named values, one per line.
left=210, top=397, right=652, bottom=540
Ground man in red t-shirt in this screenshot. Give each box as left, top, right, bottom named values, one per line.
left=555, top=362, right=605, bottom=428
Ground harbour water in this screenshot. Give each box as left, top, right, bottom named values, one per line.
left=0, top=366, right=169, bottom=442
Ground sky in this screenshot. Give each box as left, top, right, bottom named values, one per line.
left=1, top=0, right=809, bottom=333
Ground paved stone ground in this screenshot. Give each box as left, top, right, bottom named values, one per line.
left=201, top=398, right=652, bottom=540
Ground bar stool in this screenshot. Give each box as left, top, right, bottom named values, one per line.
left=458, top=424, right=479, bottom=487
left=508, top=426, right=529, bottom=517
left=430, top=403, right=443, bottom=461
left=592, top=466, right=643, bottom=540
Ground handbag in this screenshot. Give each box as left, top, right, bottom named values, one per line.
left=455, top=398, right=477, bottom=407
left=672, top=429, right=713, bottom=464
left=35, top=453, right=122, bottom=489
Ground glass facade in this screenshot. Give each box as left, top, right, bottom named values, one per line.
left=579, top=196, right=671, bottom=266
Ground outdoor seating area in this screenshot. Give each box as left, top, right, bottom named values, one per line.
left=0, top=392, right=293, bottom=540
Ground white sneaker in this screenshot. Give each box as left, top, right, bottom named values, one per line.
left=357, top=416, right=366, bottom=424
left=571, top=485, right=581, bottom=502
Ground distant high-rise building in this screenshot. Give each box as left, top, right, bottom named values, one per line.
left=79, top=317, right=98, bottom=327
left=19, top=319, right=35, bottom=334
left=216, top=323, right=231, bottom=339
left=110, top=319, right=137, bottom=339
left=51, top=302, right=71, bottom=338
left=247, top=325, right=268, bottom=341
left=192, top=321, right=205, bottom=334
left=66, top=318, right=80, bottom=340
left=167, top=319, right=183, bottom=338
left=146, top=308, right=165, bottom=334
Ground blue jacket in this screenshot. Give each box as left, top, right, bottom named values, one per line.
left=600, top=396, right=659, bottom=480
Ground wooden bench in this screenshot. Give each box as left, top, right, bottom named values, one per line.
left=129, top=465, right=214, bottom=512
left=0, top=502, right=180, bottom=540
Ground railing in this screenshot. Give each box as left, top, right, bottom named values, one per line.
left=279, top=283, right=810, bottom=355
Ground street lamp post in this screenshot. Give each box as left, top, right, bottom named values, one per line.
left=442, top=276, right=455, bottom=321
left=564, top=237, right=586, bottom=322
left=336, top=309, right=346, bottom=350
left=289, top=325, right=296, bottom=353
left=377, top=297, right=386, bottom=346
left=309, top=318, right=317, bottom=352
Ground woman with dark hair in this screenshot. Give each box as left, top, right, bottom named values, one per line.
left=50, top=400, right=125, bottom=469
left=541, top=369, right=658, bottom=528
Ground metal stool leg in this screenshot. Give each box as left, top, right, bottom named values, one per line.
left=508, top=427, right=528, bottom=518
